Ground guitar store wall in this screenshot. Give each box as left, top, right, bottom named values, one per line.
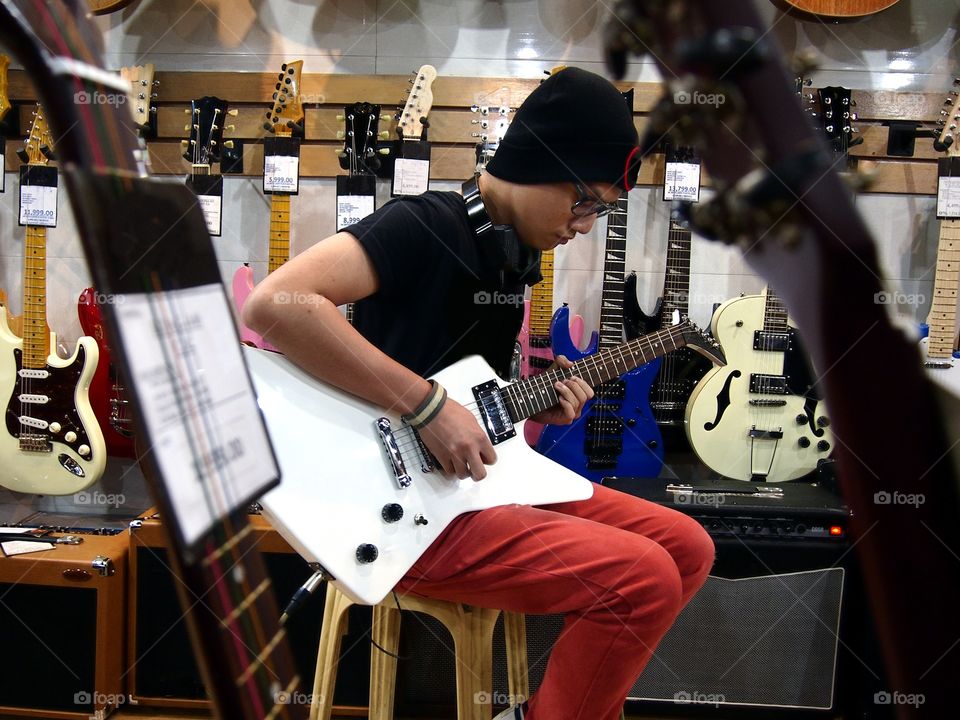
left=0, top=1, right=955, bottom=518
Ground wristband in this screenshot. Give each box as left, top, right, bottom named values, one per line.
left=402, top=380, right=447, bottom=429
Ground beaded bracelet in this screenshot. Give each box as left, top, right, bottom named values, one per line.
left=402, top=379, right=448, bottom=429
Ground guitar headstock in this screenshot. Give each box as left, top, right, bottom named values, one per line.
left=182, top=96, right=231, bottom=168
left=815, top=86, right=862, bottom=157
left=678, top=318, right=725, bottom=366
left=397, top=64, right=438, bottom=140
left=263, top=60, right=304, bottom=137
left=119, top=63, right=157, bottom=132
left=936, top=79, right=960, bottom=157
left=470, top=104, right=512, bottom=172
left=0, top=54, right=10, bottom=122
left=22, top=105, right=54, bottom=166
left=339, top=102, right=388, bottom=175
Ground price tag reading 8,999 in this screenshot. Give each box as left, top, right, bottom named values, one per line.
left=337, top=195, right=375, bottom=232
left=19, top=165, right=59, bottom=227
left=663, top=161, right=701, bottom=203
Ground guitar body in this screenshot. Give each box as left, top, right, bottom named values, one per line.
left=919, top=336, right=960, bottom=397
left=519, top=301, right=586, bottom=446
left=78, top=288, right=135, bottom=458
left=232, top=264, right=277, bottom=351
left=685, top=294, right=832, bottom=482
left=0, top=306, right=105, bottom=494
left=246, top=346, right=594, bottom=605
left=779, top=0, right=899, bottom=17
left=535, top=305, right=664, bottom=481
left=87, top=0, right=139, bottom=15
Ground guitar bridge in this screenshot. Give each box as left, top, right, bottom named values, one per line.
left=19, top=433, right=52, bottom=453
left=375, top=418, right=412, bottom=488
left=472, top=380, right=516, bottom=445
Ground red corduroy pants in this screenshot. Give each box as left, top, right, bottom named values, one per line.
left=394, top=483, right=715, bottom=720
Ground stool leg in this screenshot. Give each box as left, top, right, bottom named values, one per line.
left=503, top=612, right=529, bottom=706
left=309, top=585, right=354, bottom=720
left=456, top=606, right=500, bottom=720
left=369, top=603, right=402, bottom=720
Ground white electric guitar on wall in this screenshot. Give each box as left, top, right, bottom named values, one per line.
left=0, top=107, right=106, bottom=494
left=920, top=83, right=960, bottom=396
left=246, top=319, right=723, bottom=605
left=685, top=287, right=832, bottom=482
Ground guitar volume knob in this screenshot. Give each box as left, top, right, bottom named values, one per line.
left=817, top=440, right=831, bottom=452
left=798, top=437, right=811, bottom=448
left=817, top=416, right=830, bottom=427
left=64, top=431, right=77, bottom=443
left=78, top=444, right=91, bottom=457
left=796, top=414, right=807, bottom=425
left=50, top=422, right=62, bottom=434
left=356, top=543, right=379, bottom=564
left=381, top=503, right=404, bottom=523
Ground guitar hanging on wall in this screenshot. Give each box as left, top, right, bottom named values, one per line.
left=0, top=106, right=106, bottom=494
left=535, top=191, right=666, bottom=481
left=182, top=94, right=233, bottom=237
left=78, top=64, right=159, bottom=458
left=233, top=60, right=305, bottom=349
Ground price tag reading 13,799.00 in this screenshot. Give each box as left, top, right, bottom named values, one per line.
left=663, top=160, right=701, bottom=203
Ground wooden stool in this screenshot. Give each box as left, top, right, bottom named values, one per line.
left=310, top=583, right=529, bottom=720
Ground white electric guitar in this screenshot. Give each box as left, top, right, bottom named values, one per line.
left=247, top=319, right=723, bottom=605
left=920, top=83, right=960, bottom=396
left=0, top=107, right=106, bottom=494
left=685, top=287, right=832, bottom=482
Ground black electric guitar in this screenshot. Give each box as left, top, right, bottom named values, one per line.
left=605, top=1, right=959, bottom=714
left=0, top=4, right=305, bottom=720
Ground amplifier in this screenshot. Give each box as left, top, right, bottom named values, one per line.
left=126, top=509, right=371, bottom=715
left=0, top=529, right=128, bottom=720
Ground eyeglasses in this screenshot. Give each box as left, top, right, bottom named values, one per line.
left=570, top=182, right=619, bottom=218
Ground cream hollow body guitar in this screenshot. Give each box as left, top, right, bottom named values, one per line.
left=0, top=107, right=105, bottom=494
left=247, top=319, right=722, bottom=605
left=685, top=288, right=831, bottom=482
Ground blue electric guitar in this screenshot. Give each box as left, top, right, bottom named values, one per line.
left=536, top=193, right=666, bottom=480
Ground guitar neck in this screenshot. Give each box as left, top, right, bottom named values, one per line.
left=23, top=224, right=49, bottom=368
left=173, top=512, right=307, bottom=720
left=527, top=249, right=554, bottom=337
left=598, top=194, right=629, bottom=348
left=505, top=323, right=687, bottom=421
left=762, top=287, right=789, bottom=334
left=659, top=215, right=693, bottom=324
left=269, top=193, right=291, bottom=274
left=927, top=219, right=960, bottom=358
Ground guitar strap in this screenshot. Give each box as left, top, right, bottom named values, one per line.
left=462, top=175, right=542, bottom=288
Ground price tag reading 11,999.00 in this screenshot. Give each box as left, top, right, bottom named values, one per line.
left=663, top=160, right=701, bottom=203
left=19, top=165, right=58, bottom=227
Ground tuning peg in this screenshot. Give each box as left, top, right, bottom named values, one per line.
left=228, top=109, right=239, bottom=117
left=223, top=141, right=235, bottom=149
left=954, top=77, right=960, bottom=86
left=226, top=124, right=236, bottom=132
left=378, top=148, right=391, bottom=155
left=379, top=130, right=390, bottom=139
left=850, top=112, right=858, bottom=121
left=336, top=130, right=345, bottom=140
left=184, top=124, right=192, bottom=132
left=180, top=140, right=189, bottom=151
left=15, top=148, right=28, bottom=164
left=263, top=122, right=273, bottom=132
left=184, top=108, right=192, bottom=114
left=336, top=114, right=345, bottom=121
left=336, top=150, right=347, bottom=158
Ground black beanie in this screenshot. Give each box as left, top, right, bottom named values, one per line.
left=485, top=67, right=640, bottom=190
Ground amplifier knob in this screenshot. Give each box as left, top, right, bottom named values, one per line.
left=817, top=416, right=830, bottom=427
left=356, top=543, right=379, bottom=564
left=381, top=503, right=404, bottom=523
left=817, top=440, right=831, bottom=452
left=796, top=524, right=808, bottom=535
left=798, top=436, right=811, bottom=448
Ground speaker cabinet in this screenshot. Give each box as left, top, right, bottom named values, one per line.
left=0, top=530, right=128, bottom=720
left=126, top=510, right=372, bottom=715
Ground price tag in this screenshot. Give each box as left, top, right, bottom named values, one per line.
left=663, top=161, right=701, bottom=202
left=264, top=154, right=300, bottom=193
left=18, top=165, right=58, bottom=227
left=187, top=174, right=224, bottom=237
left=337, top=194, right=375, bottom=231
left=392, top=157, right=430, bottom=196
left=112, top=283, right=279, bottom=547
left=937, top=158, right=960, bottom=218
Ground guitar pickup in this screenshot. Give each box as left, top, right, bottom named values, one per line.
left=749, top=374, right=788, bottom=394
left=473, top=380, right=516, bottom=445
left=748, top=427, right=784, bottom=440
left=18, top=368, right=50, bottom=379
left=586, top=417, right=624, bottom=435
left=586, top=455, right=619, bottom=470
left=376, top=418, right=412, bottom=489
left=753, top=330, right=791, bottom=352
left=749, top=399, right=788, bottom=407
left=529, top=336, right=552, bottom=349
left=18, top=393, right=50, bottom=404
left=528, top=357, right=552, bottom=370
left=585, top=437, right=623, bottom=454
left=595, top=381, right=626, bottom=400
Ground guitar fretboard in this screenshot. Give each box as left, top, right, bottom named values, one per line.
left=659, top=215, right=693, bottom=323
left=23, top=224, right=49, bottom=369
left=927, top=220, right=960, bottom=359
left=504, top=322, right=688, bottom=421
left=762, top=287, right=789, bottom=334
left=598, top=194, right=629, bottom=349
left=527, top=249, right=555, bottom=337
left=269, top=194, right=291, bottom=274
